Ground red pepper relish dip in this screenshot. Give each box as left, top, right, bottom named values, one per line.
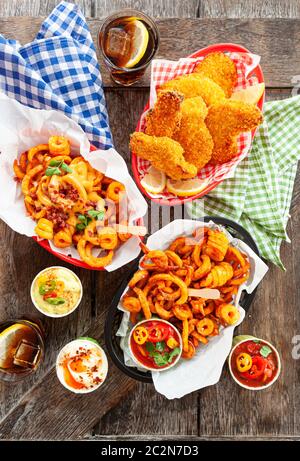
left=56, top=339, right=108, bottom=393
left=129, top=319, right=182, bottom=371
left=230, top=338, right=280, bottom=389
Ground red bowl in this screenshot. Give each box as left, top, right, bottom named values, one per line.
left=34, top=144, right=143, bottom=271
left=131, top=43, right=265, bottom=206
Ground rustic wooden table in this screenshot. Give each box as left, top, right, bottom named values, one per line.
left=0, top=0, right=300, bottom=441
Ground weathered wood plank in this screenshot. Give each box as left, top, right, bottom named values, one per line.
left=94, top=382, right=199, bottom=436
left=0, top=0, right=94, bottom=17
left=92, top=207, right=300, bottom=438
left=199, top=0, right=300, bottom=19
left=0, top=223, right=93, bottom=420
left=0, top=2, right=299, bottom=441
left=0, top=310, right=136, bottom=440
left=92, top=87, right=300, bottom=438
left=0, top=89, right=140, bottom=439
left=0, top=17, right=299, bottom=88
left=0, top=0, right=199, bottom=18
left=1, top=85, right=294, bottom=438
left=85, top=434, right=300, bottom=441
left=2, top=1, right=299, bottom=20
left=196, top=217, right=300, bottom=437
left=104, top=88, right=147, bottom=164
left=94, top=0, right=199, bottom=18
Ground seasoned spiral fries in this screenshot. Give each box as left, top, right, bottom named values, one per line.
left=13, top=136, right=132, bottom=268
left=122, top=227, right=250, bottom=359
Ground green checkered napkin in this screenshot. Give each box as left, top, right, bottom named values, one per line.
left=187, top=95, right=300, bottom=269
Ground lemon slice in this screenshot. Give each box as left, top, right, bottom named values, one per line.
left=230, top=83, right=265, bottom=105
left=0, top=323, right=33, bottom=369
left=124, top=19, right=149, bottom=68
left=141, top=166, right=166, bottom=194
left=166, top=178, right=209, bottom=197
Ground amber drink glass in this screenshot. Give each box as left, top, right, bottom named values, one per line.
left=99, top=9, right=160, bottom=86
left=0, top=319, right=44, bottom=382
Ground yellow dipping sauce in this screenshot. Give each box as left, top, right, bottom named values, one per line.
left=31, top=267, right=82, bottom=317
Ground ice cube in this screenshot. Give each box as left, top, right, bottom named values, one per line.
left=13, top=339, right=41, bottom=369
left=105, top=27, right=131, bottom=61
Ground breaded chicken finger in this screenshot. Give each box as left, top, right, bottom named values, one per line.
left=130, top=132, right=197, bottom=180
left=206, top=100, right=263, bottom=164
left=173, top=97, right=213, bottom=170
left=194, top=52, right=237, bottom=98
left=159, top=74, right=226, bottom=106
left=145, top=90, right=183, bottom=137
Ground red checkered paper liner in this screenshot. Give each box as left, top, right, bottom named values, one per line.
left=135, top=52, right=261, bottom=201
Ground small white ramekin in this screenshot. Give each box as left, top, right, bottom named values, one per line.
left=30, top=266, right=83, bottom=318
left=228, top=338, right=281, bottom=391
left=56, top=338, right=108, bottom=394
left=128, top=319, right=183, bottom=372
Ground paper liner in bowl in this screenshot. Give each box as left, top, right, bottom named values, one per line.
left=0, top=92, right=147, bottom=271
left=116, top=219, right=268, bottom=398
left=131, top=44, right=265, bottom=205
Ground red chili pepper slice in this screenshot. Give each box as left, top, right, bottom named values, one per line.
left=246, top=342, right=261, bottom=355
left=147, top=325, right=169, bottom=343
left=262, top=359, right=276, bottom=381
left=243, top=355, right=267, bottom=380
left=43, top=292, right=58, bottom=300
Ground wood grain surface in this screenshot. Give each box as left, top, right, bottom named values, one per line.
left=0, top=16, right=299, bottom=88
left=0, top=0, right=299, bottom=441
left=1, top=1, right=299, bottom=19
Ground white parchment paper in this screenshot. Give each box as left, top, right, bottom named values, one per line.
left=0, top=92, right=147, bottom=271
left=116, top=219, right=268, bottom=399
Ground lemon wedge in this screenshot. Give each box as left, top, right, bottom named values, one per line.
left=141, top=166, right=166, bottom=194
left=230, top=83, right=265, bottom=105
left=166, top=178, right=209, bottom=197
left=124, top=19, right=149, bottom=68
left=0, top=323, right=32, bottom=369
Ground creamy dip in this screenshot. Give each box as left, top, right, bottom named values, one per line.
left=31, top=267, right=82, bottom=317
left=56, top=339, right=108, bottom=393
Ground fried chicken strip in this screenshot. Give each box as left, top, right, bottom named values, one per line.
left=193, top=52, right=237, bottom=98
left=205, top=100, right=263, bottom=164
left=130, top=132, right=197, bottom=180
left=173, top=97, right=213, bottom=170
left=159, top=74, right=226, bottom=106
left=145, top=90, right=184, bottom=137
left=180, top=96, right=208, bottom=119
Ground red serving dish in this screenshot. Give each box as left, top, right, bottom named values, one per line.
left=34, top=144, right=143, bottom=270
left=131, top=43, right=265, bottom=206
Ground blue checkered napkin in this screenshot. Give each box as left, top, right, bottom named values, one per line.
left=0, top=1, right=113, bottom=150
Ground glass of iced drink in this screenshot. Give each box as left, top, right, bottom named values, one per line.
left=98, top=9, right=160, bottom=86
left=0, top=319, right=44, bottom=382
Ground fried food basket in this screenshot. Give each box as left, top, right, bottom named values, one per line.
left=104, top=216, right=260, bottom=383
left=131, top=43, right=265, bottom=206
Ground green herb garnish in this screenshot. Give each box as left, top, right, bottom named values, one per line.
left=145, top=341, right=180, bottom=367
left=45, top=166, right=61, bottom=176
left=155, top=341, right=166, bottom=352
left=75, top=214, right=92, bottom=231
left=75, top=223, right=86, bottom=231
left=45, top=297, right=65, bottom=305
left=153, top=353, right=169, bottom=367
left=78, top=337, right=100, bottom=345
left=260, top=345, right=272, bottom=358
left=168, top=347, right=181, bottom=363
left=145, top=342, right=155, bottom=355
left=75, top=210, right=105, bottom=231
left=39, top=280, right=56, bottom=295
left=60, top=162, right=72, bottom=173
left=87, top=209, right=105, bottom=220
left=45, top=159, right=72, bottom=176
